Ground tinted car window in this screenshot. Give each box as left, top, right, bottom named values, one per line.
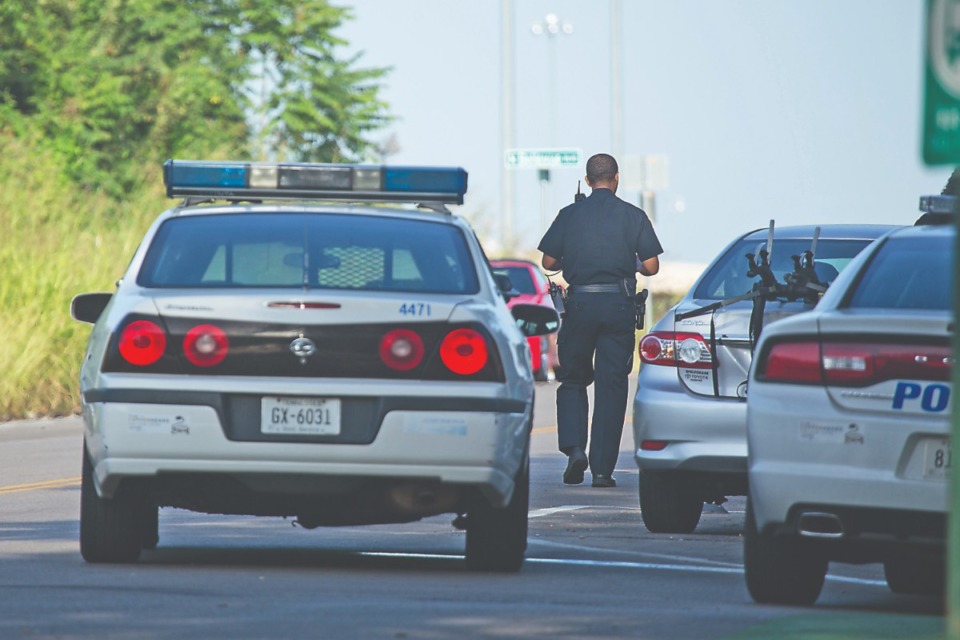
left=492, top=266, right=536, bottom=294
left=845, top=234, right=952, bottom=310
left=139, top=213, right=480, bottom=294
left=693, top=239, right=872, bottom=301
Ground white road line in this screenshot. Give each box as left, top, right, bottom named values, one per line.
left=357, top=551, right=886, bottom=587
left=529, top=537, right=743, bottom=568
left=528, top=505, right=591, bottom=519
left=528, top=557, right=742, bottom=575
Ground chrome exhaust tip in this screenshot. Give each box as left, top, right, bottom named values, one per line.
left=796, top=511, right=844, bottom=539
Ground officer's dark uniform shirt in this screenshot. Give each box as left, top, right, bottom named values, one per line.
left=537, top=188, right=663, bottom=286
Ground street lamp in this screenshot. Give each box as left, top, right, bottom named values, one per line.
left=531, top=12, right=573, bottom=36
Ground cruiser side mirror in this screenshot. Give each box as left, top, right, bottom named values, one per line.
left=511, top=303, right=560, bottom=337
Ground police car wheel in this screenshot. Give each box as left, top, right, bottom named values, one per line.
left=744, top=501, right=826, bottom=606
left=883, top=557, right=945, bottom=596
left=638, top=471, right=702, bottom=534
left=80, top=444, right=147, bottom=564
left=465, top=453, right=529, bottom=573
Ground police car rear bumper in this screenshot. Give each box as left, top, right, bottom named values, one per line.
left=82, top=392, right=531, bottom=508
left=748, top=384, right=949, bottom=532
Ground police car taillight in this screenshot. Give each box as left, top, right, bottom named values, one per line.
left=379, top=329, right=425, bottom=371
left=823, top=343, right=951, bottom=385
left=119, top=320, right=167, bottom=366
left=163, top=160, right=468, bottom=205
left=758, top=341, right=952, bottom=386
left=759, top=342, right=821, bottom=383
left=440, top=328, right=489, bottom=375
left=639, top=332, right=712, bottom=369
left=183, top=324, right=229, bottom=367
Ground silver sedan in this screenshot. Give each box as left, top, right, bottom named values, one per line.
left=633, top=223, right=897, bottom=533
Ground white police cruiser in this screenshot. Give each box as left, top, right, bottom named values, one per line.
left=71, top=160, right=558, bottom=570
left=744, top=202, right=952, bottom=604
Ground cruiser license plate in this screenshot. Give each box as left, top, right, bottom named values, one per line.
left=261, top=396, right=341, bottom=435
left=922, top=437, right=952, bottom=480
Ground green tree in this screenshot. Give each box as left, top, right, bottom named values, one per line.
left=230, top=1, right=391, bottom=162
left=0, top=0, right=390, bottom=194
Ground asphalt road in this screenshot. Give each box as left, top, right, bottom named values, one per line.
left=0, top=378, right=945, bottom=639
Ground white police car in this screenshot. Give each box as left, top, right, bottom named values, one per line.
left=744, top=210, right=952, bottom=604
left=71, top=160, right=558, bottom=571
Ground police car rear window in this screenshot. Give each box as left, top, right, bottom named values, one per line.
left=844, top=235, right=952, bottom=311
left=138, top=213, right=480, bottom=294
left=693, top=238, right=872, bottom=301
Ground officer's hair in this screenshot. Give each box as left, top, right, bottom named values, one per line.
left=586, top=154, right=618, bottom=183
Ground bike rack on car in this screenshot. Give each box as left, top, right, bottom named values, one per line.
left=675, top=221, right=826, bottom=353
left=676, top=191, right=956, bottom=367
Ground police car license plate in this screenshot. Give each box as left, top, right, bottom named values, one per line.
left=921, top=437, right=952, bottom=480
left=260, top=397, right=341, bottom=435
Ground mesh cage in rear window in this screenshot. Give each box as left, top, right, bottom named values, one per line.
left=138, top=212, right=480, bottom=294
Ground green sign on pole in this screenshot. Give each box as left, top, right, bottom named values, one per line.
left=504, top=148, right=582, bottom=169
left=923, top=0, right=960, bottom=165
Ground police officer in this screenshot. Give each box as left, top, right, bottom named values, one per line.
left=538, top=153, right=662, bottom=487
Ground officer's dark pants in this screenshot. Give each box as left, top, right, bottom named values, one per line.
left=555, top=291, right=636, bottom=477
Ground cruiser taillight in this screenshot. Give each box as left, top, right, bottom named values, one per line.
left=440, top=328, right=489, bottom=375
left=380, top=329, right=425, bottom=371
left=119, top=320, right=167, bottom=366
left=183, top=324, right=229, bottom=367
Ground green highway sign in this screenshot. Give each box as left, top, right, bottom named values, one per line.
left=923, top=0, right=960, bottom=165
left=505, top=148, right=582, bottom=169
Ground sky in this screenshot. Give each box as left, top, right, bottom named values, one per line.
left=337, top=1, right=952, bottom=266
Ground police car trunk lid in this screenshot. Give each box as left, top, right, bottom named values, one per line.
left=816, top=310, right=953, bottom=417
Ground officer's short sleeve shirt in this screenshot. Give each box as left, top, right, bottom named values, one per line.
left=537, top=188, right=663, bottom=286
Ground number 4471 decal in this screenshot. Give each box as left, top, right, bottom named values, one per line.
left=893, top=382, right=951, bottom=413
left=399, top=303, right=431, bottom=317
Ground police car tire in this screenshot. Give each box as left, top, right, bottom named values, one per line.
left=744, top=501, right=826, bottom=606
left=80, top=445, right=145, bottom=564
left=883, top=557, right=945, bottom=596
left=638, top=471, right=702, bottom=534
left=465, top=453, right=529, bottom=573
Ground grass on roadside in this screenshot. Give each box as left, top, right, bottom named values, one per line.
left=0, top=135, right=165, bottom=420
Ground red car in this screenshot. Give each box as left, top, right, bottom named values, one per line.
left=490, top=259, right=561, bottom=381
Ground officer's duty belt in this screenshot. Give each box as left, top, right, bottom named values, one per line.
left=568, top=283, right=623, bottom=294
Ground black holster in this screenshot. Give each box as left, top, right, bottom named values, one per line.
left=549, top=282, right=567, bottom=317
left=635, top=289, right=649, bottom=330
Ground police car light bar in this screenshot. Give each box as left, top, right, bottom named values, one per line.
left=163, top=160, right=468, bottom=205
left=918, top=194, right=959, bottom=214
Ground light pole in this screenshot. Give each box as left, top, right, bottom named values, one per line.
left=531, top=13, right=573, bottom=233
left=610, top=0, right=623, bottom=160
left=531, top=13, right=573, bottom=148
left=500, top=0, right=515, bottom=253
